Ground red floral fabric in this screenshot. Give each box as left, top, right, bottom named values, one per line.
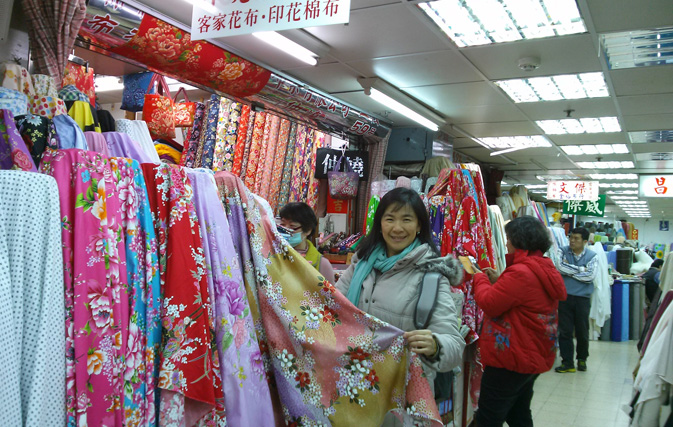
left=230, top=105, right=250, bottom=176
left=243, top=112, right=266, bottom=189
left=111, top=15, right=271, bottom=98
left=62, top=62, right=95, bottom=106
left=257, top=115, right=280, bottom=199
left=266, top=118, right=291, bottom=211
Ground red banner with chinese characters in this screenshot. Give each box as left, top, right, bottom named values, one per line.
left=327, top=194, right=350, bottom=214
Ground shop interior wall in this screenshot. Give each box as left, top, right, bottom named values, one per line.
left=628, top=218, right=673, bottom=247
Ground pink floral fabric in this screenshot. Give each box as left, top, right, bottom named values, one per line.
left=211, top=97, right=232, bottom=172
left=266, top=118, right=291, bottom=211
left=243, top=112, right=266, bottom=189
left=256, top=114, right=280, bottom=199
left=40, top=148, right=128, bottom=427
left=288, top=124, right=307, bottom=203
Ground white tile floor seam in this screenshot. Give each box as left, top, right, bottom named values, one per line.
left=530, top=340, right=640, bottom=427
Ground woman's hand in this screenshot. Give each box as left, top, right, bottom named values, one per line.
left=403, top=330, right=437, bottom=357
left=482, top=267, right=499, bottom=284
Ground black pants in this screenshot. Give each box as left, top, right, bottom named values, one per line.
left=558, top=294, right=591, bottom=364
left=475, top=366, right=539, bottom=427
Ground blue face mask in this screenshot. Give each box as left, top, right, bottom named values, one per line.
left=287, top=232, right=303, bottom=247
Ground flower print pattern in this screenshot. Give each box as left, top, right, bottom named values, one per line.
left=276, top=123, right=297, bottom=209
left=239, top=110, right=256, bottom=178
left=221, top=102, right=242, bottom=172
left=211, top=97, right=232, bottom=171
left=256, top=114, right=280, bottom=199
left=288, top=124, right=307, bottom=202
left=243, top=111, right=266, bottom=189
left=40, top=148, right=128, bottom=427
left=230, top=104, right=250, bottom=176
left=306, top=131, right=326, bottom=208
left=266, top=118, right=291, bottom=211
left=180, top=101, right=206, bottom=167
left=215, top=171, right=442, bottom=426
left=14, top=112, right=57, bottom=167
left=199, top=95, right=220, bottom=169
left=0, top=109, right=37, bottom=172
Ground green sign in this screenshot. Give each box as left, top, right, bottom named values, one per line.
left=562, top=195, right=606, bottom=217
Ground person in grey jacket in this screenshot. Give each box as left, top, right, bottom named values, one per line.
left=336, top=187, right=466, bottom=417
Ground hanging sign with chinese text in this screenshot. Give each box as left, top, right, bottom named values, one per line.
left=192, top=0, right=351, bottom=40
left=562, top=195, right=606, bottom=217
left=547, top=180, right=599, bottom=201
left=315, top=148, right=368, bottom=180
left=639, top=175, right=673, bottom=197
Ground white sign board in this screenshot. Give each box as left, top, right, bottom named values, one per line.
left=546, top=180, right=599, bottom=201
left=192, top=0, right=351, bottom=40
left=639, top=175, right=673, bottom=197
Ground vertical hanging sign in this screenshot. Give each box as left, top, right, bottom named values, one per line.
left=192, top=0, right=351, bottom=40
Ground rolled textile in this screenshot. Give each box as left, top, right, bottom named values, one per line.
left=243, top=111, right=266, bottom=189
left=211, top=97, right=232, bottom=171
left=115, top=119, right=161, bottom=163
left=84, top=131, right=111, bottom=157
left=266, top=118, right=291, bottom=211
left=257, top=114, right=281, bottom=199
left=52, top=114, right=87, bottom=150
left=230, top=104, right=251, bottom=176
left=103, top=131, right=155, bottom=163
left=276, top=122, right=297, bottom=210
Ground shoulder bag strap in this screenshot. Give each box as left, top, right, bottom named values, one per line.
left=414, top=271, right=441, bottom=329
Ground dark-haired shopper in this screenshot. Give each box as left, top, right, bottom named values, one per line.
left=335, top=187, right=465, bottom=425
left=554, top=227, right=597, bottom=373
left=279, top=202, right=336, bottom=283
left=474, top=216, right=566, bottom=427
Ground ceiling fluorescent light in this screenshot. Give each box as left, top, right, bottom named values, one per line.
left=490, top=146, right=529, bottom=156
left=577, top=161, right=634, bottom=169
left=253, top=31, right=319, bottom=66
left=358, top=78, right=444, bottom=131
left=418, top=0, right=585, bottom=47
left=562, top=144, right=629, bottom=155
left=600, top=26, right=673, bottom=70
left=495, top=72, right=608, bottom=103
left=610, top=196, right=638, bottom=200
left=629, top=130, right=673, bottom=143
left=537, top=117, right=621, bottom=134
left=589, top=174, right=638, bottom=180
left=607, top=190, right=638, bottom=194
left=479, top=135, right=552, bottom=150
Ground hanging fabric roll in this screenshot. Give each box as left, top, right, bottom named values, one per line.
left=211, top=97, right=232, bottom=172
left=40, top=148, right=129, bottom=427
left=103, top=132, right=155, bottom=164
left=306, top=130, right=326, bottom=208
left=180, top=101, right=206, bottom=167
left=0, top=109, right=37, bottom=171
left=214, top=171, right=443, bottom=426
left=299, top=128, right=317, bottom=203
left=230, top=104, right=251, bottom=176
left=243, top=111, right=266, bottom=189
left=289, top=124, right=307, bottom=202
left=266, top=118, right=292, bottom=211
left=200, top=95, right=221, bottom=169
left=140, top=163, right=222, bottom=425
left=221, top=101, right=242, bottom=172
left=257, top=114, right=281, bottom=199
left=189, top=169, right=277, bottom=426
left=108, top=158, right=162, bottom=426
left=14, top=112, right=59, bottom=167
left=193, top=99, right=211, bottom=168
left=83, top=131, right=110, bottom=157
left=276, top=122, right=298, bottom=210
left=0, top=170, right=65, bottom=427
left=52, top=114, right=87, bottom=150
left=115, top=119, right=161, bottom=163
left=253, top=114, right=275, bottom=195
left=239, top=109, right=256, bottom=178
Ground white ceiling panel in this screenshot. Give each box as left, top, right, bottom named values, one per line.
left=456, top=121, right=542, bottom=138
left=630, top=143, right=673, bottom=154
left=609, top=66, right=673, bottom=96
left=348, top=50, right=483, bottom=87
left=460, top=34, right=601, bottom=80
left=446, top=104, right=529, bottom=124
left=585, top=0, right=673, bottom=33
left=283, top=63, right=364, bottom=93
left=303, top=4, right=447, bottom=62
left=403, top=82, right=510, bottom=111
left=517, top=98, right=618, bottom=120
left=617, top=94, right=673, bottom=116
left=332, top=91, right=415, bottom=127
left=622, top=114, right=673, bottom=131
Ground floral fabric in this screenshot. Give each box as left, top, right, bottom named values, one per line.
left=276, top=123, right=297, bottom=210
left=0, top=87, right=29, bottom=117
left=40, top=148, right=128, bottom=427
left=1, top=63, right=35, bottom=96
left=111, top=15, right=271, bottom=98
left=221, top=102, right=242, bottom=172
left=266, top=118, right=291, bottom=211
left=211, top=97, right=232, bottom=172
left=230, top=105, right=250, bottom=176
left=193, top=100, right=211, bottom=169
left=253, top=115, right=273, bottom=194
left=306, top=131, right=326, bottom=208
left=15, top=113, right=59, bottom=167
left=109, top=158, right=162, bottom=427
left=215, top=171, right=442, bottom=426
left=62, top=63, right=96, bottom=106
left=180, top=101, right=206, bottom=167
left=256, top=114, right=280, bottom=199
left=288, top=124, right=307, bottom=203
left=0, top=109, right=37, bottom=171
left=239, top=110, right=256, bottom=179
left=200, top=95, right=220, bottom=169
left=140, top=163, right=221, bottom=424
left=29, top=95, right=68, bottom=119
left=190, top=169, right=276, bottom=425
left=243, top=111, right=266, bottom=189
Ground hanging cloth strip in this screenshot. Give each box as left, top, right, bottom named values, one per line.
left=214, top=171, right=443, bottom=426
left=239, top=109, right=256, bottom=178
left=267, top=118, right=292, bottom=211
left=257, top=114, right=281, bottom=199
left=276, top=122, right=298, bottom=210
left=180, top=101, right=206, bottom=167
left=211, top=97, right=232, bottom=172
left=200, top=95, right=221, bottom=169
left=0, top=109, right=37, bottom=171
left=288, top=124, right=307, bottom=202
left=40, top=148, right=128, bottom=427
left=230, top=104, right=251, bottom=176
left=103, top=132, right=155, bottom=164
left=115, top=119, right=161, bottom=163
left=243, top=111, right=266, bottom=189
left=306, top=131, right=326, bottom=209
left=221, top=101, right=242, bottom=172
left=253, top=114, right=275, bottom=194
left=0, top=170, right=65, bottom=427
left=14, top=113, right=59, bottom=167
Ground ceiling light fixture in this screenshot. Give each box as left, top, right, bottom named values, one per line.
left=418, top=0, right=586, bottom=47
left=577, top=161, right=635, bottom=169
left=589, top=173, right=638, bottom=180
left=600, top=26, right=673, bottom=70
left=561, top=144, right=629, bottom=155
left=537, top=117, right=621, bottom=134
left=607, top=190, right=638, bottom=194
left=610, top=196, right=638, bottom=200
left=358, top=78, right=445, bottom=131
left=495, top=72, right=609, bottom=103
left=479, top=135, right=553, bottom=150
left=629, top=130, right=673, bottom=143
left=599, top=183, right=639, bottom=188
left=252, top=31, right=320, bottom=66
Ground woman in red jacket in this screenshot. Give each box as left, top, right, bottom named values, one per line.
left=474, top=216, right=567, bottom=427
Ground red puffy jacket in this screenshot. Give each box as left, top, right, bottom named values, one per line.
left=474, top=249, right=567, bottom=374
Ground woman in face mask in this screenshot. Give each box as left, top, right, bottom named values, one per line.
left=279, top=202, right=336, bottom=284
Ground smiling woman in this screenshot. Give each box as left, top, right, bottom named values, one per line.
left=335, top=188, right=466, bottom=424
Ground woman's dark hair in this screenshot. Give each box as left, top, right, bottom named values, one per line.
left=357, top=187, right=438, bottom=260
left=279, top=202, right=318, bottom=239
left=504, top=216, right=552, bottom=253
left=652, top=259, right=664, bottom=269
left=570, top=227, right=590, bottom=241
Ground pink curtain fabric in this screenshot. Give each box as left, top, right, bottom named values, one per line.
left=22, top=0, right=87, bottom=87
left=257, top=115, right=281, bottom=199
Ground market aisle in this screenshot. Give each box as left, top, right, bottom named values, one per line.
left=531, top=340, right=640, bottom=426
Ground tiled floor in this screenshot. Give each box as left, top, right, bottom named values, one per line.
left=531, top=340, right=640, bottom=427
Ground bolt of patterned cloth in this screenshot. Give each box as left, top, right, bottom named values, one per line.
left=214, top=171, right=442, bottom=427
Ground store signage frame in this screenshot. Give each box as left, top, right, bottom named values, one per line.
left=547, top=180, right=599, bottom=201
left=562, top=195, right=606, bottom=217
left=639, top=174, right=673, bottom=198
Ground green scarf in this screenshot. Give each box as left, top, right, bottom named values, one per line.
left=346, top=239, right=421, bottom=306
